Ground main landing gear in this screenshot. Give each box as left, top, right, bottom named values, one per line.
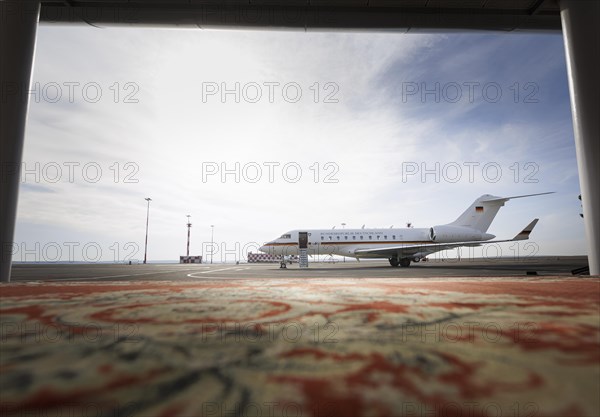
left=389, top=257, right=411, bottom=267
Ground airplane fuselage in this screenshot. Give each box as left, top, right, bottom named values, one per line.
left=260, top=226, right=492, bottom=259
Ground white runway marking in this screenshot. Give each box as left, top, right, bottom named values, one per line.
left=187, top=267, right=242, bottom=278
left=49, top=269, right=197, bottom=281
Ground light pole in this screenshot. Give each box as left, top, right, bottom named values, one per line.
left=186, top=215, right=192, bottom=257
left=210, top=225, right=214, bottom=264
left=143, top=197, right=152, bottom=264
left=341, top=223, right=346, bottom=262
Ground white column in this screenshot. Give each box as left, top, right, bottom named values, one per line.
left=0, top=1, right=41, bottom=282
left=559, top=0, right=600, bottom=275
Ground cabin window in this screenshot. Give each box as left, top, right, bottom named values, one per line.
left=377, top=235, right=381, bottom=240
left=329, top=236, right=332, bottom=240
left=353, top=236, right=356, bottom=240
left=384, top=235, right=387, bottom=239
left=360, top=236, right=364, bottom=240
left=345, top=236, right=348, bottom=240
left=336, top=236, right=340, bottom=240
left=321, top=236, right=324, bottom=240
left=393, top=235, right=396, bottom=239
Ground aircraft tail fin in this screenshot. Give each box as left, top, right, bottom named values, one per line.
left=449, top=192, right=553, bottom=233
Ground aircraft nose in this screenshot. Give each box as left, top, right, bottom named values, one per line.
left=259, top=244, right=269, bottom=253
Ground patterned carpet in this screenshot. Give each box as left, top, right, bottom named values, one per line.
left=1, top=277, right=599, bottom=417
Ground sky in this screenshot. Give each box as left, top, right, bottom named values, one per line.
left=13, top=26, right=586, bottom=263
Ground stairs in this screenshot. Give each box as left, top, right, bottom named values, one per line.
left=299, top=249, right=309, bottom=268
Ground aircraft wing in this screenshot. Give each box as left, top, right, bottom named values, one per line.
left=353, top=219, right=539, bottom=258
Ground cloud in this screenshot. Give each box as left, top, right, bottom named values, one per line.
left=20, top=183, right=56, bottom=194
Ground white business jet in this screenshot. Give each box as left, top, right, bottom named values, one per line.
left=259, top=193, right=552, bottom=267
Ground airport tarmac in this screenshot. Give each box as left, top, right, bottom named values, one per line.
left=8, top=256, right=590, bottom=281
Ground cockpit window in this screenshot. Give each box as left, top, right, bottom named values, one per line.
left=280, top=234, right=291, bottom=239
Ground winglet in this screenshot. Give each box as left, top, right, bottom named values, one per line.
left=513, top=218, right=539, bottom=241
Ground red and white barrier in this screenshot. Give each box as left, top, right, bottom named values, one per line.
left=247, top=252, right=281, bottom=263
left=180, top=255, right=203, bottom=264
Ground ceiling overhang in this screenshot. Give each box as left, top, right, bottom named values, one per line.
left=36, top=0, right=562, bottom=31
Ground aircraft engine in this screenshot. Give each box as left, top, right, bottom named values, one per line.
left=429, top=225, right=484, bottom=243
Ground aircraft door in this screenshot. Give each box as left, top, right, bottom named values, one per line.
left=299, top=232, right=308, bottom=249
